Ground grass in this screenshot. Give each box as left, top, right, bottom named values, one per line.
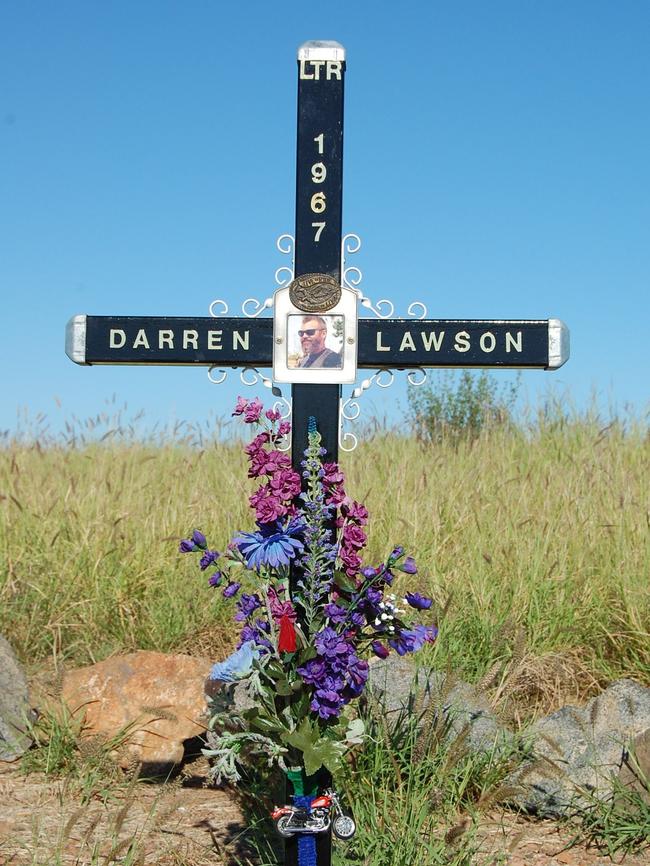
left=3, top=403, right=648, bottom=862
left=1, top=406, right=647, bottom=692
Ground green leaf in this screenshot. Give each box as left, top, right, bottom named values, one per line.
left=274, top=678, right=292, bottom=696
left=345, top=717, right=365, bottom=745
left=304, top=737, right=345, bottom=777
left=249, top=715, right=283, bottom=735
left=334, top=571, right=357, bottom=592
left=298, top=645, right=317, bottom=664
left=284, top=718, right=346, bottom=776
left=285, top=717, right=320, bottom=753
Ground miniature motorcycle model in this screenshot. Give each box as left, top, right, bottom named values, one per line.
left=271, top=788, right=356, bottom=839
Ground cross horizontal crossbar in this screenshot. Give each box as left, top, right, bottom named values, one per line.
left=66, top=315, right=569, bottom=371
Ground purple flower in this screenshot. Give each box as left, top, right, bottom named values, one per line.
left=372, top=641, right=390, bottom=659
left=364, top=586, right=382, bottom=607
left=400, top=556, right=418, bottom=574
left=324, top=603, right=347, bottom=624
left=208, top=571, right=222, bottom=587
left=342, top=524, right=367, bottom=550
left=405, top=591, right=432, bottom=610
left=192, top=530, right=207, bottom=549
left=315, top=627, right=351, bottom=659
left=253, top=494, right=287, bottom=525
left=232, top=396, right=248, bottom=416
left=389, top=624, right=438, bottom=656
left=297, top=658, right=328, bottom=685
left=244, top=397, right=264, bottom=423
left=235, top=593, right=262, bottom=621
left=223, top=581, right=241, bottom=598
left=388, top=630, right=419, bottom=656
left=311, top=688, right=344, bottom=720
left=341, top=501, right=369, bottom=525
left=388, top=546, right=404, bottom=563
left=234, top=518, right=304, bottom=570
left=179, top=538, right=196, bottom=553
left=199, top=549, right=219, bottom=571
left=265, top=408, right=281, bottom=422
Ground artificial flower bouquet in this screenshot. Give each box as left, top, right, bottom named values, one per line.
left=180, top=397, right=437, bottom=791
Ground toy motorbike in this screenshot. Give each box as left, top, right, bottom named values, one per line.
left=271, top=788, right=356, bottom=839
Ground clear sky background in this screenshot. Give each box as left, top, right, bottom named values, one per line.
left=2, top=1, right=648, bottom=442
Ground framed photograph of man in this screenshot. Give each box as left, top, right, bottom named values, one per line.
left=272, top=282, right=358, bottom=384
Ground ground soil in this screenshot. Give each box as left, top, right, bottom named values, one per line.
left=1, top=755, right=648, bottom=866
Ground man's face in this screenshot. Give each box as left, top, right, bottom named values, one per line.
left=300, top=319, right=327, bottom=355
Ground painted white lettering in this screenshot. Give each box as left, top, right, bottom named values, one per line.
left=454, top=331, right=470, bottom=352
left=109, top=329, right=126, bottom=349
left=183, top=330, right=198, bottom=349
left=399, top=331, right=416, bottom=352
left=233, top=330, right=249, bottom=351
left=159, top=329, right=174, bottom=349
left=299, top=60, right=314, bottom=79
left=479, top=332, right=496, bottom=353
left=207, top=330, right=223, bottom=350
left=376, top=332, right=391, bottom=352
left=326, top=61, right=342, bottom=80
left=133, top=329, right=150, bottom=349
left=311, top=60, right=325, bottom=80
left=506, top=331, right=523, bottom=353
left=421, top=331, right=445, bottom=351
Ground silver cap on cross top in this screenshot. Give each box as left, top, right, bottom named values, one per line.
left=297, top=41, right=346, bottom=61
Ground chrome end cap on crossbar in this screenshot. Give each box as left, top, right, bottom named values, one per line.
left=547, top=319, right=570, bottom=370
left=65, top=315, right=88, bottom=365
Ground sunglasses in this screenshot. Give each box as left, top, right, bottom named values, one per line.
left=298, top=328, right=325, bottom=337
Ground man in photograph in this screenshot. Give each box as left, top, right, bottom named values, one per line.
left=297, top=315, right=342, bottom=368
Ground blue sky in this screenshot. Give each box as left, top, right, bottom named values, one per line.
left=2, top=1, right=648, bottom=441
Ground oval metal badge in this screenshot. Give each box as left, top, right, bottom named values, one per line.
left=289, top=273, right=342, bottom=313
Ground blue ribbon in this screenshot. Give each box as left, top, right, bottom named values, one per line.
left=293, top=794, right=317, bottom=866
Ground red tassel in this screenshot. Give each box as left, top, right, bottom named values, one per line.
left=278, top=614, right=297, bottom=653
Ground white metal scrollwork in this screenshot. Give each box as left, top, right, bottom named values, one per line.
left=209, top=299, right=229, bottom=317
left=407, top=368, right=428, bottom=386
left=338, top=370, right=394, bottom=451
left=407, top=301, right=428, bottom=319
left=242, top=297, right=274, bottom=318
left=275, top=233, right=295, bottom=287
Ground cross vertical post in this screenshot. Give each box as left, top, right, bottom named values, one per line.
left=285, top=40, right=346, bottom=866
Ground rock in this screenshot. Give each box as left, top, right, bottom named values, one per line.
left=0, top=634, right=33, bottom=762
left=617, top=727, right=650, bottom=805
left=366, top=655, right=512, bottom=754
left=61, top=651, right=212, bottom=772
left=511, top=679, right=650, bottom=816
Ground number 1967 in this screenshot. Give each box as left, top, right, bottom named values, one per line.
left=311, top=133, right=326, bottom=242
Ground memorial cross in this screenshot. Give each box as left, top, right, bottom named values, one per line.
left=65, top=40, right=569, bottom=866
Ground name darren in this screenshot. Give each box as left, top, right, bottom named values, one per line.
left=108, top=328, right=251, bottom=352
left=375, top=329, right=524, bottom=354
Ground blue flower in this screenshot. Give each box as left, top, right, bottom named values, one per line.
left=179, top=538, right=196, bottom=553
left=405, top=592, right=432, bottom=610
left=208, top=641, right=259, bottom=682
left=234, top=518, right=305, bottom=570
left=192, top=530, right=207, bottom=550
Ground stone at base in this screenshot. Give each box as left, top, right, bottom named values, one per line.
left=0, top=635, right=33, bottom=762
left=61, top=651, right=212, bottom=771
